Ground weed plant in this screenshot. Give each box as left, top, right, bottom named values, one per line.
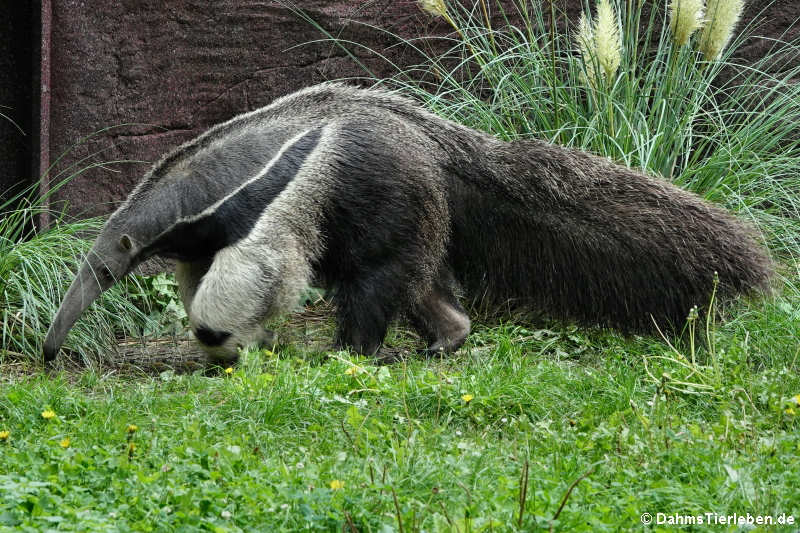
left=387, top=0, right=800, bottom=254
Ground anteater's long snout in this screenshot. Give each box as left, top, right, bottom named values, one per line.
left=43, top=257, right=114, bottom=362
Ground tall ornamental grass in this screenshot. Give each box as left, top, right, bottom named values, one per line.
left=364, top=0, right=800, bottom=259
left=0, top=135, right=154, bottom=364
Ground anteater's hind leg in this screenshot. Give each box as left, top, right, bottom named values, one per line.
left=410, top=272, right=471, bottom=356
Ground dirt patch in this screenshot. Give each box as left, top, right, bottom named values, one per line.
left=2, top=302, right=429, bottom=380
left=106, top=303, right=342, bottom=375
left=112, top=337, right=208, bottom=375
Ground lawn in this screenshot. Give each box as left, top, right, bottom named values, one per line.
left=1, top=307, right=799, bottom=531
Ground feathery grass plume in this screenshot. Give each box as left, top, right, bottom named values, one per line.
left=418, top=0, right=448, bottom=18
left=698, top=0, right=744, bottom=60
left=575, top=0, right=622, bottom=87
left=594, top=0, right=621, bottom=81
left=576, top=13, right=598, bottom=86
left=669, top=0, right=706, bottom=47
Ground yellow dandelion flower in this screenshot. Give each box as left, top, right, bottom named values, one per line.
left=329, top=479, right=344, bottom=490
left=698, top=0, right=744, bottom=60
left=669, top=0, right=706, bottom=47
left=0, top=430, right=9, bottom=441
left=225, top=367, right=234, bottom=375
left=785, top=407, right=796, bottom=416
left=792, top=394, right=800, bottom=405
left=128, top=442, right=137, bottom=455
left=461, top=394, right=474, bottom=404
left=41, top=410, right=56, bottom=420
left=127, top=424, right=138, bottom=433
left=60, top=437, right=71, bottom=448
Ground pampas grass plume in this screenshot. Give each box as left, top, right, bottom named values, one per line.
left=419, top=0, right=448, bottom=18
left=576, top=0, right=622, bottom=87
left=669, top=0, right=706, bottom=47
left=576, top=13, right=597, bottom=86
left=698, top=0, right=745, bottom=60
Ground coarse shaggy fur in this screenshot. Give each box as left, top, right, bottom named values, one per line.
left=44, top=83, right=773, bottom=362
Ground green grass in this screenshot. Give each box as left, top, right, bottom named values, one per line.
left=1, top=324, right=799, bottom=531
left=0, top=124, right=161, bottom=365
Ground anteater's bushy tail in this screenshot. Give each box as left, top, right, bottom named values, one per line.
left=445, top=136, right=773, bottom=332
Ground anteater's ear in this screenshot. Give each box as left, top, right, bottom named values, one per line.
left=119, top=234, right=135, bottom=252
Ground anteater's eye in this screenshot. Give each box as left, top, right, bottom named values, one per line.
left=96, top=266, right=114, bottom=283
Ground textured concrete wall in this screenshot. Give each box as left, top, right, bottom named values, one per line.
left=45, top=0, right=449, bottom=219
left=32, top=0, right=800, bottom=220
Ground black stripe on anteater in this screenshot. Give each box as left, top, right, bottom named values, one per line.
left=146, top=127, right=322, bottom=261
left=194, top=326, right=231, bottom=347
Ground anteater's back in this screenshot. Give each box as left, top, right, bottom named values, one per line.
left=271, top=84, right=774, bottom=331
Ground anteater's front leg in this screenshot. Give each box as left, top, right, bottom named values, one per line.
left=182, top=248, right=282, bottom=366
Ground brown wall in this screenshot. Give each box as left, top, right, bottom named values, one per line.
left=43, top=0, right=450, bottom=219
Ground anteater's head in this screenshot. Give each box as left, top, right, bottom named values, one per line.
left=43, top=122, right=323, bottom=362
left=43, top=225, right=145, bottom=362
